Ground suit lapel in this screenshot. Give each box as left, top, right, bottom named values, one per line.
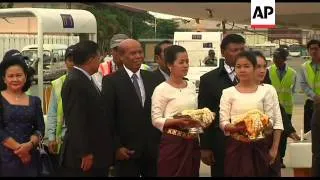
left=155, top=68, right=166, bottom=82
left=219, top=66, right=235, bottom=86
left=73, top=68, right=100, bottom=97
left=140, top=70, right=150, bottom=105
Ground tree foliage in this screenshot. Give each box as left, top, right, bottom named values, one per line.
left=155, top=19, right=179, bottom=39
left=85, top=4, right=179, bottom=51
left=0, top=2, right=13, bottom=8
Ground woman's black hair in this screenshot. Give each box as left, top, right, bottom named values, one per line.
left=251, top=50, right=267, bottom=63
left=164, top=45, right=187, bottom=65
left=235, top=51, right=257, bottom=67
left=0, top=53, right=33, bottom=92
left=251, top=50, right=272, bottom=84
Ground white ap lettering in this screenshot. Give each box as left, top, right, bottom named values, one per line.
left=253, top=6, right=274, bottom=19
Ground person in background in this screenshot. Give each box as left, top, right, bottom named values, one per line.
left=60, top=40, right=114, bottom=177
left=300, top=40, right=320, bottom=133
left=151, top=45, right=201, bottom=176
left=102, top=39, right=162, bottom=177
left=0, top=50, right=45, bottom=176
left=253, top=50, right=299, bottom=175
left=46, top=45, right=76, bottom=175
left=153, top=40, right=173, bottom=82
left=268, top=48, right=298, bottom=168
left=92, top=34, right=130, bottom=90
left=198, top=34, right=245, bottom=177
left=219, top=51, right=283, bottom=176
left=203, top=49, right=218, bottom=66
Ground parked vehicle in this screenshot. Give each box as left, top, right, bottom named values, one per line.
left=21, top=44, right=69, bottom=83
left=173, top=32, right=223, bottom=92
left=288, top=44, right=302, bottom=57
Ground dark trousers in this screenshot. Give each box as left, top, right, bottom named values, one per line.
left=49, top=154, right=62, bottom=176
left=312, top=102, right=320, bottom=176
left=60, top=167, right=108, bottom=177
left=114, top=152, right=157, bottom=177
left=279, top=114, right=292, bottom=160
left=304, top=99, right=314, bottom=133
left=210, top=128, right=226, bottom=177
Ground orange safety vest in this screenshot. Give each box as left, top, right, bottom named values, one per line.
left=99, top=61, right=113, bottom=76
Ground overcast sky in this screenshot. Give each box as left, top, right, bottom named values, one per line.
left=148, top=11, right=192, bottom=20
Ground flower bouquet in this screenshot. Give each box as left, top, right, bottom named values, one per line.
left=232, top=109, right=271, bottom=141
left=174, top=108, right=215, bottom=134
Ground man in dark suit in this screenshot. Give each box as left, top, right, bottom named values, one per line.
left=198, top=34, right=245, bottom=177
left=60, top=40, right=114, bottom=177
left=312, top=101, right=320, bottom=176
left=311, top=49, right=320, bottom=176
left=153, top=40, right=172, bottom=82
left=102, top=39, right=162, bottom=177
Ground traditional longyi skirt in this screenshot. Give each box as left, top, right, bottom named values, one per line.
left=157, top=128, right=201, bottom=177
left=224, top=134, right=281, bottom=177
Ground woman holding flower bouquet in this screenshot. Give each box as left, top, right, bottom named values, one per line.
left=253, top=51, right=300, bottom=176
left=219, top=51, right=283, bottom=176
left=151, top=45, right=202, bottom=177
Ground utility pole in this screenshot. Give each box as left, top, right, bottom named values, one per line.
left=222, top=20, right=227, bottom=36
left=154, top=17, right=157, bottom=39
left=129, top=16, right=133, bottom=38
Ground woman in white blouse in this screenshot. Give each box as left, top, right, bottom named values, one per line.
left=151, top=45, right=201, bottom=177
left=253, top=51, right=299, bottom=176
left=219, top=51, right=284, bottom=176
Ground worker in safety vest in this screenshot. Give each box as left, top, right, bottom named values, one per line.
left=270, top=48, right=297, bottom=120
left=269, top=47, right=299, bottom=168
left=47, top=45, right=76, bottom=167
left=300, top=40, right=320, bottom=133
left=91, top=34, right=130, bottom=90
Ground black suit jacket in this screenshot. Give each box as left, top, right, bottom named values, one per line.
left=61, top=68, right=114, bottom=169
left=102, top=67, right=162, bottom=159
left=153, top=68, right=166, bottom=83
left=198, top=66, right=236, bottom=149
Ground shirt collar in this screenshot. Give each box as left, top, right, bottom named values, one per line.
left=123, top=65, right=142, bottom=80
left=73, top=66, right=92, bottom=80
left=224, top=61, right=235, bottom=74
left=159, top=68, right=170, bottom=80
left=277, top=64, right=287, bottom=72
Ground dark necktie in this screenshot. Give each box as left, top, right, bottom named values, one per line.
left=230, top=68, right=238, bottom=85
left=131, top=74, right=142, bottom=104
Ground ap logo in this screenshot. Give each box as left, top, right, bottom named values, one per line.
left=251, top=0, right=275, bottom=29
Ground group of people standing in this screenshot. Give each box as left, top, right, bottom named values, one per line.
left=0, top=31, right=319, bottom=177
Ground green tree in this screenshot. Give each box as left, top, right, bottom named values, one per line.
left=85, top=4, right=155, bottom=52
left=0, top=2, right=13, bottom=8
left=155, top=19, right=179, bottom=39
left=85, top=6, right=120, bottom=52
